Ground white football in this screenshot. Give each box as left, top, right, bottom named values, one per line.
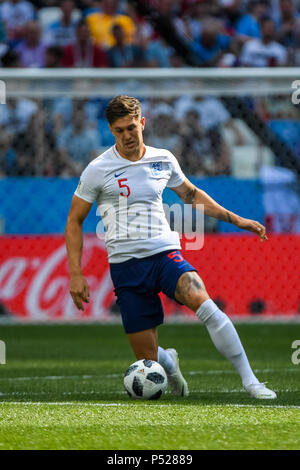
left=124, top=359, right=168, bottom=400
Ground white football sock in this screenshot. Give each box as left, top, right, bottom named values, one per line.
left=158, top=346, right=175, bottom=374
left=196, top=299, right=259, bottom=388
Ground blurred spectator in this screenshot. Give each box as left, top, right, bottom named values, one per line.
left=235, top=0, right=267, bottom=42
left=220, top=0, right=244, bottom=35
left=240, top=17, right=287, bottom=66
left=147, top=103, right=182, bottom=159
left=107, top=24, right=145, bottom=67
left=276, top=0, right=300, bottom=49
left=0, top=97, right=38, bottom=134
left=256, top=93, right=298, bottom=121
left=85, top=0, right=136, bottom=49
left=27, top=98, right=57, bottom=175
left=57, top=106, right=101, bottom=175
left=49, top=97, right=99, bottom=137
left=0, top=98, right=38, bottom=175
left=126, top=2, right=154, bottom=44
left=15, top=20, right=47, bottom=67
left=151, top=0, right=193, bottom=41
left=0, top=19, right=6, bottom=44
left=170, top=50, right=186, bottom=67
left=29, top=1, right=57, bottom=6
left=179, top=108, right=214, bottom=175
left=44, top=45, right=63, bottom=67
left=180, top=1, right=211, bottom=40
left=206, top=125, right=231, bottom=176
left=175, top=94, right=244, bottom=146
left=79, top=0, right=102, bottom=17
left=62, top=19, right=108, bottom=67
left=0, top=47, right=21, bottom=66
left=268, top=0, right=298, bottom=25
left=190, top=17, right=232, bottom=66
left=43, top=0, right=79, bottom=47
left=175, top=95, right=241, bottom=174
left=145, top=38, right=175, bottom=67
left=177, top=102, right=231, bottom=176
left=292, top=34, right=300, bottom=66
left=0, top=0, right=35, bottom=42
left=176, top=95, right=230, bottom=128
left=153, top=0, right=181, bottom=16
left=0, top=21, right=7, bottom=64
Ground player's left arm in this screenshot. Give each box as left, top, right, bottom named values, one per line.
left=171, top=177, right=268, bottom=242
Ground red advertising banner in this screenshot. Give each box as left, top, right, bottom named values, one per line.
left=0, top=235, right=299, bottom=320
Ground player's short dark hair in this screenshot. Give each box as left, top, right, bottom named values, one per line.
left=105, top=96, right=141, bottom=125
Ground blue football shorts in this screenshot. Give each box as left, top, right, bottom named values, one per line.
left=109, top=250, right=197, bottom=334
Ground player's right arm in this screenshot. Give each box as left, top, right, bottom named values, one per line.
left=65, top=195, right=93, bottom=310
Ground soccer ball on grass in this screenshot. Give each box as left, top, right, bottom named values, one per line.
left=124, top=359, right=168, bottom=400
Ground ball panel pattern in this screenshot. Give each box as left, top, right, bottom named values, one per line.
left=132, top=375, right=143, bottom=397
left=143, top=360, right=154, bottom=367
left=149, top=389, right=163, bottom=400
left=124, top=364, right=139, bottom=377
left=146, top=372, right=165, bottom=384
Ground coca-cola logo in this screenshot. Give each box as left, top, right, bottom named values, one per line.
left=0, top=236, right=115, bottom=320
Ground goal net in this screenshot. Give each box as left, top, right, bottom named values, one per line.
left=0, top=68, right=299, bottom=321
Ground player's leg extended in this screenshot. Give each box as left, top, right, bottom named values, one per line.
left=127, top=327, right=158, bottom=361
left=127, top=327, right=188, bottom=396
left=175, top=271, right=276, bottom=399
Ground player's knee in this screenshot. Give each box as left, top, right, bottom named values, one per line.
left=175, top=271, right=209, bottom=311
left=185, top=290, right=210, bottom=312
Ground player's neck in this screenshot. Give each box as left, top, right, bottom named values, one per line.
left=115, top=144, right=146, bottom=162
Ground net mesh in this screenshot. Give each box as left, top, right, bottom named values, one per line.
left=0, top=71, right=299, bottom=320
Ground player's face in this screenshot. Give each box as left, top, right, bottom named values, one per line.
left=109, top=115, right=145, bottom=159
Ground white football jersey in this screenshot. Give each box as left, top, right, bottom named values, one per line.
left=74, top=145, right=186, bottom=263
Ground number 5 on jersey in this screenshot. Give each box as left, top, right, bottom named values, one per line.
left=118, top=178, right=131, bottom=197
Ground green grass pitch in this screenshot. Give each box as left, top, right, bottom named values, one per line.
left=0, top=323, right=299, bottom=450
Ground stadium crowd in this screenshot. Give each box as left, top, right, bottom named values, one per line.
left=1, top=0, right=300, bottom=69
left=0, top=94, right=242, bottom=177
left=0, top=0, right=300, bottom=177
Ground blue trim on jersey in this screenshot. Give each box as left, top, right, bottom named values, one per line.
left=110, top=250, right=197, bottom=333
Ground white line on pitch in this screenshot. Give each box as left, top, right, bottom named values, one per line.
left=0, top=401, right=170, bottom=407
left=0, top=401, right=300, bottom=410
left=0, top=389, right=299, bottom=397
left=189, top=368, right=300, bottom=375
left=0, top=367, right=298, bottom=382
left=0, top=374, right=121, bottom=382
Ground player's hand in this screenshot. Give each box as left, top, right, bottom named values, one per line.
left=236, top=217, right=268, bottom=242
left=69, top=274, right=90, bottom=310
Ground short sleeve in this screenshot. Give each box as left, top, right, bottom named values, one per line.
left=74, top=163, right=102, bottom=204
left=166, top=152, right=186, bottom=188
